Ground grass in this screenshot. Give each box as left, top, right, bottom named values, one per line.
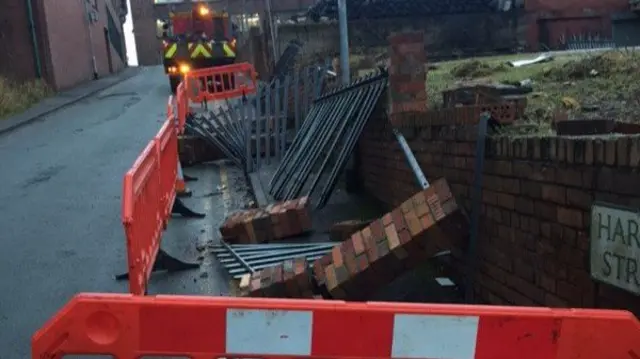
left=355, top=49, right=640, bottom=134
left=426, top=49, right=640, bottom=134
left=0, top=77, right=52, bottom=119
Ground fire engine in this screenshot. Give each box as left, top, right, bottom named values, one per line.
left=158, top=2, right=238, bottom=93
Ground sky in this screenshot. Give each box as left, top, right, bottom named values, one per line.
left=123, top=0, right=139, bottom=66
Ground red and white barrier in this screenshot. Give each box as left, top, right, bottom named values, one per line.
left=31, top=294, right=640, bottom=359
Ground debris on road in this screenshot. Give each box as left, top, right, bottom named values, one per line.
left=226, top=178, right=469, bottom=301
left=313, top=178, right=468, bottom=300
left=239, top=258, right=316, bottom=298
left=219, top=196, right=312, bottom=244
left=210, top=241, right=336, bottom=279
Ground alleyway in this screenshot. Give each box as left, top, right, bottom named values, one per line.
left=0, top=67, right=246, bottom=358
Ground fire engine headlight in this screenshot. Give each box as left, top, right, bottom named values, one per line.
left=198, top=6, right=210, bottom=16
left=168, top=66, right=177, bottom=73
left=179, top=64, right=191, bottom=74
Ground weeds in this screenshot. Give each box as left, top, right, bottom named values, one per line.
left=424, top=49, right=640, bottom=133
left=449, top=60, right=508, bottom=78
left=0, top=77, right=52, bottom=119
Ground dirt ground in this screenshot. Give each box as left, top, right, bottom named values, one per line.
left=355, top=49, right=640, bottom=135
left=427, top=50, right=640, bottom=134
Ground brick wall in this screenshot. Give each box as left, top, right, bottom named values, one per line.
left=129, top=0, right=158, bottom=66
left=43, top=0, right=125, bottom=89
left=0, top=0, right=40, bottom=82
left=0, top=0, right=124, bottom=89
left=525, top=0, right=630, bottom=50
left=356, top=30, right=640, bottom=315
left=358, top=107, right=640, bottom=315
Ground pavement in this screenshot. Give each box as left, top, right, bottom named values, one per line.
left=0, top=66, right=142, bottom=135
left=0, top=66, right=252, bottom=359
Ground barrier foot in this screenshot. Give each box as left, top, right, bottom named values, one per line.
left=155, top=249, right=200, bottom=272
left=172, top=198, right=206, bottom=218
left=114, top=272, right=129, bottom=280
left=183, top=174, right=198, bottom=182
left=176, top=189, right=193, bottom=198
left=114, top=249, right=199, bottom=281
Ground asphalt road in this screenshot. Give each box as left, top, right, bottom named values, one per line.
left=0, top=66, right=247, bottom=358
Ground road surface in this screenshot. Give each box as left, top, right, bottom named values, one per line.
left=0, top=66, right=246, bottom=358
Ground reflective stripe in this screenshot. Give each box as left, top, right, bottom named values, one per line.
left=392, top=314, right=479, bottom=359
left=164, top=43, right=177, bottom=58
left=222, top=42, right=235, bottom=57
left=226, top=309, right=313, bottom=355
left=190, top=43, right=212, bottom=58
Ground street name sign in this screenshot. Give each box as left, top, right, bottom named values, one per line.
left=590, top=202, right=640, bottom=296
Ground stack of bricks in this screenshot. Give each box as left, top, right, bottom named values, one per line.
left=219, top=197, right=312, bottom=244
left=388, top=31, right=427, bottom=118
left=313, top=178, right=468, bottom=300
left=239, top=258, right=317, bottom=298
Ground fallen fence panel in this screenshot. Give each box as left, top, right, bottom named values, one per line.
left=268, top=69, right=388, bottom=208
left=182, top=62, right=330, bottom=172
left=211, top=241, right=337, bottom=278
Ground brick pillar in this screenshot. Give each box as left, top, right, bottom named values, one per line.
left=387, top=31, right=427, bottom=122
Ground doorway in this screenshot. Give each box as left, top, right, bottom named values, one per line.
left=104, top=27, right=114, bottom=74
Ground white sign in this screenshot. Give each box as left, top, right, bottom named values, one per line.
left=590, top=203, right=640, bottom=296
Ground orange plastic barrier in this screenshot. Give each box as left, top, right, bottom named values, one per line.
left=33, top=294, right=640, bottom=359
left=175, top=81, right=189, bottom=134
left=184, top=62, right=257, bottom=103
left=166, top=94, right=174, bottom=121
left=154, top=118, right=178, bottom=223
left=121, top=141, right=163, bottom=296
left=121, top=108, right=181, bottom=296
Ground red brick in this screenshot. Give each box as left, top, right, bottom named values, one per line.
left=420, top=211, right=435, bottom=229
left=382, top=213, right=393, bottom=226
left=433, top=178, right=453, bottom=202
left=391, top=209, right=407, bottom=230
left=369, top=219, right=385, bottom=240
left=400, top=199, right=414, bottom=214
left=352, top=231, right=366, bottom=255
left=557, top=207, right=584, bottom=229
left=324, top=265, right=339, bottom=292
left=426, top=193, right=445, bottom=220
left=541, top=184, right=566, bottom=204
left=404, top=211, right=423, bottom=237
left=331, top=246, right=343, bottom=267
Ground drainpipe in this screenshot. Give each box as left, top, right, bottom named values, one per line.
left=25, top=0, right=43, bottom=78
left=83, top=0, right=99, bottom=79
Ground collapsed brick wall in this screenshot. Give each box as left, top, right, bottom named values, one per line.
left=357, top=106, right=640, bottom=314
left=354, top=28, right=640, bottom=314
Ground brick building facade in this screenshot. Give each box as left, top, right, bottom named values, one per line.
left=526, top=0, right=635, bottom=50
left=0, top=0, right=127, bottom=90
